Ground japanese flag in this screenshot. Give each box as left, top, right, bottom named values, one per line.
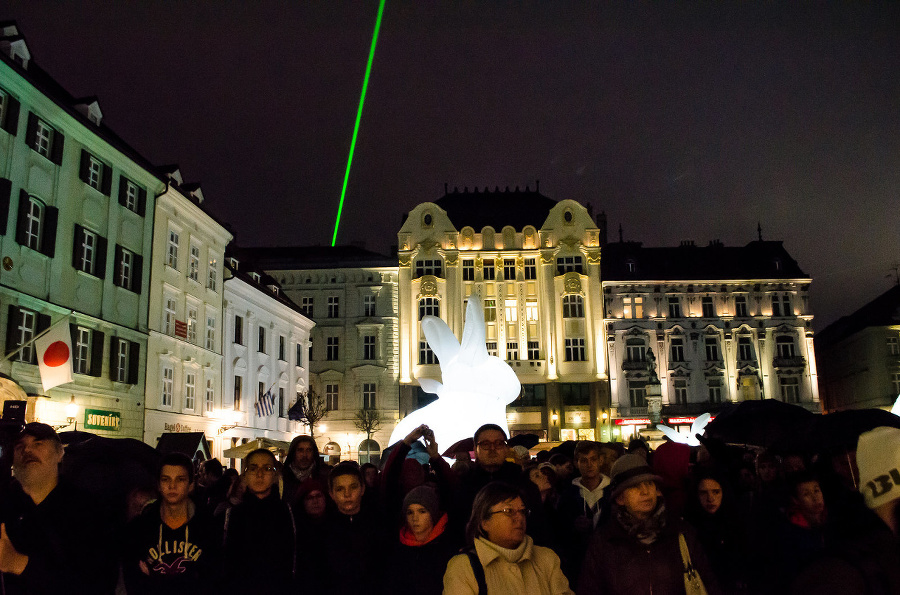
left=35, top=322, right=73, bottom=391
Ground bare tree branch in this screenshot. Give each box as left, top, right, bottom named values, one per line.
left=289, top=389, right=328, bottom=440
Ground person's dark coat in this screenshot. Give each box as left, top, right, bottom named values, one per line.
left=222, top=491, right=296, bottom=595
left=578, top=508, right=720, bottom=595
left=387, top=512, right=460, bottom=595
left=0, top=479, right=117, bottom=595
left=281, top=462, right=330, bottom=509
left=317, top=502, right=390, bottom=595
left=122, top=499, right=221, bottom=595
left=555, top=479, right=611, bottom=585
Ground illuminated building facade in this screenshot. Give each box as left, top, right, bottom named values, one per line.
left=237, top=246, right=397, bottom=463
left=602, top=239, right=820, bottom=442
left=142, top=169, right=233, bottom=452
left=815, top=285, right=900, bottom=412
left=0, top=24, right=156, bottom=437
left=398, top=186, right=608, bottom=442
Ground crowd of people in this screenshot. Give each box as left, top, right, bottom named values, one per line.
left=1, top=420, right=899, bottom=595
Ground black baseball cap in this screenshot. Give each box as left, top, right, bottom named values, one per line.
left=15, top=422, right=62, bottom=445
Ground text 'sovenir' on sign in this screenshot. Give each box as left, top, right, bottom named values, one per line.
left=84, top=408, right=121, bottom=431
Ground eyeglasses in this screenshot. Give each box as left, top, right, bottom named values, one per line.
left=487, top=507, right=530, bottom=519
left=246, top=464, right=276, bottom=474
left=476, top=440, right=508, bottom=450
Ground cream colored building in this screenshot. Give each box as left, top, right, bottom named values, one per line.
left=398, top=187, right=608, bottom=442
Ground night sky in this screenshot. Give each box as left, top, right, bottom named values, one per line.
left=6, top=2, right=900, bottom=331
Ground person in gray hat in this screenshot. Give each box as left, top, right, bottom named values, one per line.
left=577, top=454, right=719, bottom=594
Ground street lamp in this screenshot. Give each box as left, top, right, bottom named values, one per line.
left=53, top=395, right=78, bottom=431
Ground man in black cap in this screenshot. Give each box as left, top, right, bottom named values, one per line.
left=0, top=422, right=115, bottom=595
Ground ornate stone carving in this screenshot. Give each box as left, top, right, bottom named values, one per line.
left=398, top=254, right=412, bottom=267
left=586, top=249, right=601, bottom=265
left=563, top=272, right=583, bottom=294
left=418, top=275, right=439, bottom=297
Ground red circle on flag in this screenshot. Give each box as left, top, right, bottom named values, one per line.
left=43, top=341, right=70, bottom=367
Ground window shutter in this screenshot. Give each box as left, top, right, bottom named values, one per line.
left=137, top=187, right=146, bottom=216
left=108, top=337, right=119, bottom=381
left=1, top=96, right=19, bottom=135
left=69, top=323, right=77, bottom=349
left=113, top=244, right=123, bottom=288
left=41, top=206, right=58, bottom=257
left=72, top=224, right=84, bottom=269
left=25, top=111, right=36, bottom=148
left=128, top=341, right=140, bottom=385
left=15, top=190, right=29, bottom=246
left=0, top=178, right=11, bottom=235
left=50, top=131, right=64, bottom=165
left=132, top=253, right=143, bottom=294
left=90, top=330, right=104, bottom=377
left=35, top=313, right=51, bottom=365
left=95, top=234, right=108, bottom=279
left=5, top=305, right=20, bottom=355
left=100, top=165, right=112, bottom=196
left=117, top=176, right=127, bottom=207
left=79, top=150, right=90, bottom=183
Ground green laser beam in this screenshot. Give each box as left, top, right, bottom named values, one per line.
left=332, top=0, right=386, bottom=247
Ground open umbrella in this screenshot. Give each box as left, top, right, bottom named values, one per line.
left=508, top=433, right=541, bottom=449
left=797, top=408, right=900, bottom=455
left=703, top=399, right=815, bottom=449
left=442, top=437, right=474, bottom=458
left=222, top=437, right=291, bottom=458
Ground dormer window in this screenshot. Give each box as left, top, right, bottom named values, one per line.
left=249, top=272, right=260, bottom=283
left=268, top=285, right=279, bottom=296
left=227, top=257, right=239, bottom=270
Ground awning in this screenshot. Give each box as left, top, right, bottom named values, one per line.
left=223, top=436, right=291, bottom=459
left=156, top=432, right=212, bottom=461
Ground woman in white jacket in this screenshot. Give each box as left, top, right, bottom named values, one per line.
left=443, top=481, right=574, bottom=595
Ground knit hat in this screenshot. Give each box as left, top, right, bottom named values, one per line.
left=609, top=454, right=663, bottom=500
left=857, top=426, right=900, bottom=510
left=403, top=485, right=441, bottom=522
left=296, top=478, right=326, bottom=501
left=511, top=445, right=530, bottom=460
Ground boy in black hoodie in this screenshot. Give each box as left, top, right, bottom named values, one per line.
left=122, top=453, right=221, bottom=595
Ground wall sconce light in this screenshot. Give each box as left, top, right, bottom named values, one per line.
left=53, top=395, right=79, bottom=431
left=550, top=411, right=559, bottom=423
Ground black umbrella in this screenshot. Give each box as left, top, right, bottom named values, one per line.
left=798, top=408, right=900, bottom=455
left=703, top=399, right=815, bottom=449
left=442, top=437, right=474, bottom=458
left=508, top=433, right=541, bottom=449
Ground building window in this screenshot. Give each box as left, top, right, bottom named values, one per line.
left=701, top=296, right=715, bottom=318
left=888, top=336, right=900, bottom=356
left=772, top=293, right=792, bottom=317
left=206, top=379, right=215, bottom=411
left=326, top=336, right=339, bottom=361
left=162, top=366, right=174, bottom=407
left=524, top=258, right=537, bottom=280
left=519, top=384, right=546, bottom=406
left=673, top=379, right=688, bottom=405
left=735, top=295, right=749, bottom=318
left=233, top=375, right=242, bottom=409
left=776, top=336, right=796, bottom=358
left=670, top=337, right=684, bottom=362
left=206, top=315, right=216, bottom=350
left=11, top=307, right=37, bottom=363
left=363, top=294, right=376, bottom=316
left=296, top=343, right=304, bottom=367
left=167, top=230, right=179, bottom=269
left=278, top=336, right=286, bottom=361
left=565, top=337, right=586, bottom=362
left=234, top=315, right=243, bottom=345
left=780, top=377, right=800, bottom=403
left=504, top=300, right=518, bottom=322
left=21, top=195, right=44, bottom=252
left=187, top=307, right=198, bottom=344
left=667, top=297, right=682, bottom=318
left=30, top=116, right=57, bottom=159
left=482, top=259, right=496, bottom=280
left=623, top=296, right=643, bottom=319
left=189, top=244, right=201, bottom=281
left=300, top=297, right=313, bottom=318
left=185, top=373, right=196, bottom=410
left=486, top=342, right=498, bottom=356
left=0, top=89, right=16, bottom=135
left=415, top=259, right=442, bottom=277
left=560, top=383, right=591, bottom=406
left=562, top=295, right=584, bottom=318
left=708, top=378, right=723, bottom=403
left=122, top=178, right=140, bottom=213
left=278, top=387, right=285, bottom=417
left=114, top=245, right=138, bottom=292
left=86, top=154, right=104, bottom=191
left=164, top=297, right=176, bottom=336
left=462, top=259, right=475, bottom=281
left=419, top=341, right=438, bottom=364
left=503, top=259, right=516, bottom=280
left=327, top=296, right=340, bottom=318
left=363, top=383, right=376, bottom=409
left=525, top=300, right=538, bottom=321
left=892, top=372, right=900, bottom=396
left=73, top=225, right=105, bottom=277
left=419, top=297, right=439, bottom=319
left=207, top=259, right=218, bottom=291
left=325, top=384, right=339, bottom=411
left=705, top=337, right=720, bottom=361
left=626, top=338, right=646, bottom=363
left=506, top=341, right=518, bottom=361
left=110, top=338, right=134, bottom=383
left=363, top=335, right=376, bottom=360
left=483, top=299, right=497, bottom=322
left=556, top=256, right=583, bottom=275
left=257, top=326, right=266, bottom=353
left=629, top=381, right=647, bottom=407
left=738, top=336, right=754, bottom=361
left=527, top=341, right=540, bottom=360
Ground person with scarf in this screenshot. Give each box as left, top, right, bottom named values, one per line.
left=282, top=435, right=329, bottom=508
left=578, top=454, right=720, bottom=595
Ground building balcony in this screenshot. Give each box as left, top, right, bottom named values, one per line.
left=663, top=402, right=727, bottom=416
left=622, top=360, right=647, bottom=370
left=773, top=356, right=806, bottom=368
left=507, top=360, right=545, bottom=374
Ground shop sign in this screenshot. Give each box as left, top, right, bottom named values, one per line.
left=174, top=320, right=187, bottom=339
left=615, top=418, right=651, bottom=426
left=565, top=409, right=591, bottom=425
left=84, top=409, right=121, bottom=431
left=164, top=422, right=194, bottom=433
left=667, top=416, right=716, bottom=425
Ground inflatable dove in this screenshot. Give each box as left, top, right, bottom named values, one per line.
left=656, top=413, right=711, bottom=447
left=388, top=294, right=521, bottom=452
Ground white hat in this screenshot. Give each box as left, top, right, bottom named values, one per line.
left=857, top=426, right=900, bottom=509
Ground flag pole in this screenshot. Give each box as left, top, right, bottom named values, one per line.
left=0, top=312, right=73, bottom=365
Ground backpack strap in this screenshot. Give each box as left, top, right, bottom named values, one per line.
left=466, top=548, right=488, bottom=595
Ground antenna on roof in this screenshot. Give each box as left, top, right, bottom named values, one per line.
left=757, top=222, right=763, bottom=242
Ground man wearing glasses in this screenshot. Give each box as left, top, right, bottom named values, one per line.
left=222, top=449, right=296, bottom=594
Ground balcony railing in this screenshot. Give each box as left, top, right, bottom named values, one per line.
left=622, top=360, right=647, bottom=370
left=773, top=356, right=806, bottom=368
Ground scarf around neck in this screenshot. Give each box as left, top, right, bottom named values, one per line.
left=616, top=501, right=668, bottom=545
